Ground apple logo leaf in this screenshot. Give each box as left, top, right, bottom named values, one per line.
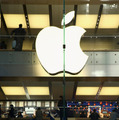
left=61, top=11, right=75, bottom=26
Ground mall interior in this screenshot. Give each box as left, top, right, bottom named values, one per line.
left=0, top=0, right=119, bottom=119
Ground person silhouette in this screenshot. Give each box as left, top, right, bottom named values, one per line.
left=8, top=104, right=15, bottom=119
left=89, top=109, right=100, bottom=120
left=17, top=112, right=23, bottom=118
left=11, top=24, right=26, bottom=51
left=0, top=105, right=2, bottom=118
left=80, top=111, right=87, bottom=118
left=0, top=41, right=7, bottom=49
left=109, top=109, right=119, bottom=120
left=36, top=107, right=43, bottom=120
left=58, top=96, right=67, bottom=120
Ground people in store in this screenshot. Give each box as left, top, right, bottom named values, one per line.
left=109, top=109, right=118, bottom=120
left=35, top=107, right=43, bottom=120
left=11, top=24, right=26, bottom=51
left=8, top=104, right=16, bottom=119
left=17, top=112, right=23, bottom=118
left=0, top=105, right=2, bottom=118
left=58, top=96, right=68, bottom=120
left=0, top=41, right=7, bottom=49
left=80, top=111, right=87, bottom=118
left=89, top=109, right=100, bottom=120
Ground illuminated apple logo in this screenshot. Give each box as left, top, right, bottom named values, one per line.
left=36, top=11, right=88, bottom=75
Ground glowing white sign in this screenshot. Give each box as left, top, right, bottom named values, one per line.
left=36, top=11, right=88, bottom=75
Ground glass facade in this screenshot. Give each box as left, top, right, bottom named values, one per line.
left=0, top=1, right=119, bottom=119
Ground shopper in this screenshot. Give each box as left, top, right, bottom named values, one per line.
left=109, top=109, right=118, bottom=120
left=8, top=104, right=16, bottom=119
left=17, top=112, right=23, bottom=118
left=80, top=111, right=87, bottom=118
left=0, top=41, right=7, bottom=49
left=36, top=107, right=43, bottom=120
left=89, top=109, right=100, bottom=120
left=58, top=96, right=67, bottom=120
left=0, top=105, right=2, bottom=118
left=11, top=24, right=26, bottom=51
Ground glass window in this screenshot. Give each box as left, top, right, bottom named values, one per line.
left=45, top=101, right=49, bottom=107
left=6, top=101, right=9, bottom=110
left=28, top=101, right=32, bottom=106
left=25, top=101, right=27, bottom=106
left=51, top=102, right=54, bottom=110
left=19, top=101, right=24, bottom=107
left=37, top=101, right=41, bottom=107
left=32, top=101, right=36, bottom=106
left=11, top=101, right=15, bottom=107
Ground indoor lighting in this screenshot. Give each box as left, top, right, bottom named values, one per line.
left=3, top=14, right=27, bottom=28
left=99, top=14, right=119, bottom=28
left=27, top=87, right=49, bottom=95
left=76, top=87, right=99, bottom=95
left=1, top=87, right=26, bottom=95
left=100, top=87, right=119, bottom=95
left=76, top=14, right=98, bottom=28
left=28, top=14, right=50, bottom=28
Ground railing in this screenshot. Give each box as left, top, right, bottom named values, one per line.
left=1, top=35, right=119, bottom=38
left=0, top=34, right=119, bottom=51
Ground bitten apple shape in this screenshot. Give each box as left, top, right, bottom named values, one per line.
left=36, top=26, right=88, bottom=74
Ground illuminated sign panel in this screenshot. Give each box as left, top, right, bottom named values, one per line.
left=36, top=11, right=88, bottom=74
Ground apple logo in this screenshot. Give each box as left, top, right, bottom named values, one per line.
left=36, top=11, right=88, bottom=75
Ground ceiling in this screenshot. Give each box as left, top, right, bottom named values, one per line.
left=1, top=0, right=119, bottom=5
left=1, top=0, right=119, bottom=36
left=0, top=77, right=119, bottom=101
left=0, top=0, right=119, bottom=102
